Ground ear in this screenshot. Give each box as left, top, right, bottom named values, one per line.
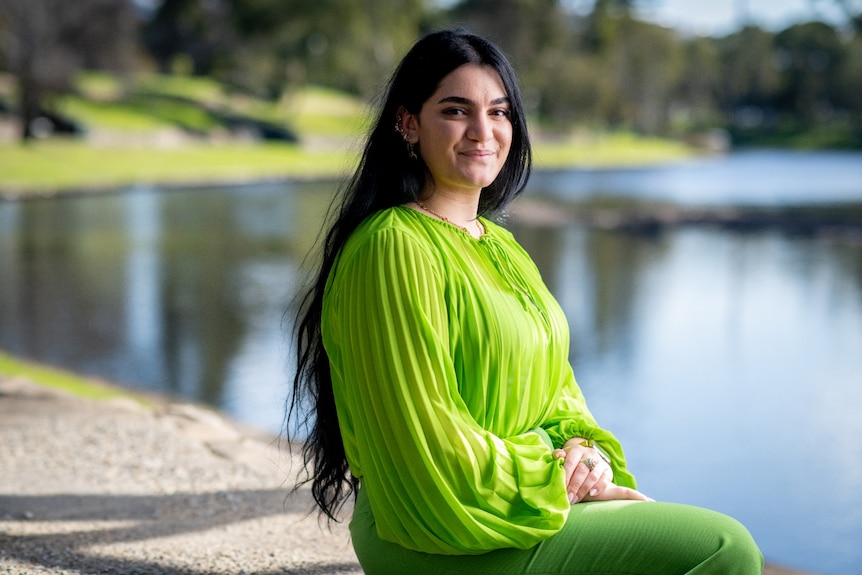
left=395, top=106, right=419, bottom=144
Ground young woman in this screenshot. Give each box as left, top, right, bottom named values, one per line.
left=290, top=29, right=763, bottom=574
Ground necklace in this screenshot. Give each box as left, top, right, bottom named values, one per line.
left=417, top=202, right=485, bottom=237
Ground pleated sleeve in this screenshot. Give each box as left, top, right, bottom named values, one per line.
left=322, top=225, right=572, bottom=555
left=538, top=369, right=637, bottom=489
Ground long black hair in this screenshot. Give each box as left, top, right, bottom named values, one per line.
left=288, top=28, right=533, bottom=521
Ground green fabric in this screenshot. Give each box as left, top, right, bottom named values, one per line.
left=322, top=206, right=636, bottom=556
left=350, top=488, right=764, bottom=574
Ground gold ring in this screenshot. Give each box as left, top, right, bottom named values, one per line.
left=581, top=457, right=597, bottom=471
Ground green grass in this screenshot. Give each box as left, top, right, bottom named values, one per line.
left=0, top=72, right=695, bottom=195
left=533, top=132, right=696, bottom=168
left=0, top=351, right=150, bottom=403
left=0, top=140, right=353, bottom=194
left=58, top=98, right=177, bottom=132
left=133, top=73, right=226, bottom=105
left=0, top=132, right=692, bottom=196
left=284, top=85, right=371, bottom=136
left=68, top=74, right=371, bottom=137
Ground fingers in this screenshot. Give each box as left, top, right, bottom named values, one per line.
left=585, top=465, right=614, bottom=498
left=571, top=458, right=611, bottom=503
left=554, top=448, right=584, bottom=503
left=551, top=442, right=655, bottom=504
left=583, top=484, right=654, bottom=502
left=553, top=447, right=611, bottom=504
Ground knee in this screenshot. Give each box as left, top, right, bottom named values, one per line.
left=704, top=514, right=764, bottom=574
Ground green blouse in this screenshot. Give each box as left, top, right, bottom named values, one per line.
left=321, top=206, right=635, bottom=555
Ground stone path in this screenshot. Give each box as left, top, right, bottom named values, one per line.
left=0, top=376, right=360, bottom=574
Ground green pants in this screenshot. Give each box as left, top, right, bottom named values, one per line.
left=350, top=488, right=764, bottom=574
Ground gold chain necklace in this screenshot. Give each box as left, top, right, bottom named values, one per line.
left=417, top=202, right=485, bottom=237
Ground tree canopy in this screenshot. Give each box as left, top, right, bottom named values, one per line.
left=1, top=0, right=860, bottom=146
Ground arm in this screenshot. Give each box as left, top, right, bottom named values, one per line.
left=539, top=368, right=638, bottom=490
left=323, top=228, right=570, bottom=555
left=484, top=226, right=639, bottom=492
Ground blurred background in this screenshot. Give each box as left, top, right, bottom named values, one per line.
left=1, top=1, right=861, bottom=574
left=1, top=0, right=862, bottom=147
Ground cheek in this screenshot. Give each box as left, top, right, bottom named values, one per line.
left=498, top=127, right=514, bottom=155
left=497, top=122, right=513, bottom=143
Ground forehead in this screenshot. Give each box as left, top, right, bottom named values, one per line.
left=430, top=64, right=508, bottom=102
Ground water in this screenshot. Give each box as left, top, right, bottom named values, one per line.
left=1, top=150, right=861, bottom=574
left=530, top=149, right=862, bottom=206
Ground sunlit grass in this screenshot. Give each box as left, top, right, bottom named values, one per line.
left=284, top=85, right=371, bottom=136
left=0, top=351, right=150, bottom=403
left=533, top=132, right=696, bottom=168
left=134, top=72, right=227, bottom=105
left=74, top=71, right=127, bottom=100
left=58, top=98, right=175, bottom=131
left=0, top=133, right=694, bottom=196
left=0, top=140, right=353, bottom=195
left=62, top=74, right=369, bottom=138
left=0, top=72, right=696, bottom=195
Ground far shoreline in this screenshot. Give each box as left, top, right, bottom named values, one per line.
left=3, top=152, right=861, bottom=244
left=0, top=130, right=698, bottom=201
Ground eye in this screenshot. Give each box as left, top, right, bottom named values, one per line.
left=491, top=108, right=511, bottom=118
left=443, top=107, right=467, bottom=116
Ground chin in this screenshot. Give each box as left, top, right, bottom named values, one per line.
left=465, top=171, right=503, bottom=190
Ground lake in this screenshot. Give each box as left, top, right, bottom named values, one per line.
left=1, top=150, right=861, bottom=575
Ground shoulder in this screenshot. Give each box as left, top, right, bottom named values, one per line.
left=331, top=207, right=445, bottom=284
left=341, top=207, right=436, bottom=259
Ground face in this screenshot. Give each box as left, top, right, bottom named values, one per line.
left=400, top=64, right=513, bottom=198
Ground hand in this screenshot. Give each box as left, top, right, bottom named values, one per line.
left=581, top=483, right=654, bottom=503
left=552, top=438, right=653, bottom=504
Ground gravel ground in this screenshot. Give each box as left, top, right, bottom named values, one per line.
left=0, top=375, right=810, bottom=575
left=0, top=376, right=360, bottom=575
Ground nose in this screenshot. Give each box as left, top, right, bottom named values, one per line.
left=467, top=114, right=492, bottom=142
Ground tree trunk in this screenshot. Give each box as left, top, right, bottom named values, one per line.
left=18, top=75, right=41, bottom=141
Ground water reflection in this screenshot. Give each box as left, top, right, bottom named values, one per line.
left=0, top=182, right=334, bottom=417
left=513, top=222, right=862, bottom=575
left=1, top=154, right=862, bottom=574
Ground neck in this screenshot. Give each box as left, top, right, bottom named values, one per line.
left=418, top=188, right=481, bottom=223
left=413, top=189, right=484, bottom=238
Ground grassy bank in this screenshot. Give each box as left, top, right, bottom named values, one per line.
left=0, top=351, right=151, bottom=404
left=0, top=72, right=697, bottom=197
left=0, top=140, right=350, bottom=196
left=0, top=132, right=694, bottom=197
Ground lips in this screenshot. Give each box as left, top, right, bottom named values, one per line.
left=461, top=149, right=496, bottom=158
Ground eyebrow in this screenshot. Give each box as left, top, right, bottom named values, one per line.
left=437, top=96, right=510, bottom=106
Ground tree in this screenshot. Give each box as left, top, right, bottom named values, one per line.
left=141, top=0, right=429, bottom=99
left=448, top=0, right=569, bottom=119
left=0, top=0, right=137, bottom=141
left=774, top=21, right=845, bottom=123
left=606, top=18, right=683, bottom=133
left=580, top=0, right=635, bottom=53
left=142, top=0, right=235, bottom=76
left=673, top=36, right=722, bottom=131
left=836, top=35, right=862, bottom=113
left=279, top=0, right=428, bottom=97
left=716, top=26, right=781, bottom=121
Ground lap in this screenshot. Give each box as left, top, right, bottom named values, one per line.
left=350, top=489, right=763, bottom=575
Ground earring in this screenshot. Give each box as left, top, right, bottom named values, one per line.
left=395, top=116, right=418, bottom=160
